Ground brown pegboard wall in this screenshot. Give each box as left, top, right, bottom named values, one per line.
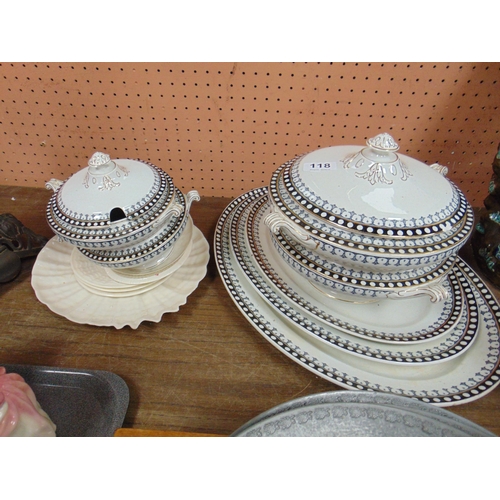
left=0, top=62, right=499, bottom=205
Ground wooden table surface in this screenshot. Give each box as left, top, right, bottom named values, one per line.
left=1, top=185, right=499, bottom=436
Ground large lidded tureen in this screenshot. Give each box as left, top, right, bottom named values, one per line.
left=46, top=152, right=200, bottom=269
left=265, top=133, right=474, bottom=302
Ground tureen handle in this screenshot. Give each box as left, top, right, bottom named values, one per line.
left=185, top=190, right=201, bottom=212
left=429, top=163, right=449, bottom=176
left=387, top=275, right=449, bottom=303
left=88, top=152, right=116, bottom=174
left=366, top=133, right=400, bottom=152
left=342, top=133, right=412, bottom=185
left=151, top=190, right=200, bottom=229
left=152, top=202, right=183, bottom=228
left=45, top=179, right=64, bottom=192
left=264, top=209, right=318, bottom=250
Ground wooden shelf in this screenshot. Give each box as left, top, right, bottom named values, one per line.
left=1, top=185, right=499, bottom=436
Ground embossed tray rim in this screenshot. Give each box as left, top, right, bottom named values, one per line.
left=231, top=390, right=496, bottom=437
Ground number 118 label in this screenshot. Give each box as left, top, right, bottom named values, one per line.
left=304, top=162, right=335, bottom=171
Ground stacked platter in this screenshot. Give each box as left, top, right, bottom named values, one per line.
left=32, top=152, right=209, bottom=329
left=215, top=134, right=500, bottom=406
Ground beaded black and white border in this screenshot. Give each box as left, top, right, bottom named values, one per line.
left=247, top=191, right=463, bottom=344
left=47, top=160, right=175, bottom=242
left=214, top=188, right=500, bottom=406
left=279, top=154, right=469, bottom=236
left=275, top=166, right=474, bottom=250
left=269, top=165, right=474, bottom=257
left=230, top=193, right=478, bottom=364
left=78, top=188, right=188, bottom=266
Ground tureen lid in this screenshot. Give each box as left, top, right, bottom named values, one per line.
left=55, top=152, right=174, bottom=221
left=46, top=152, right=176, bottom=241
left=276, top=133, right=467, bottom=235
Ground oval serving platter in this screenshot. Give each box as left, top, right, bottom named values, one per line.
left=215, top=188, right=500, bottom=406
left=229, top=192, right=479, bottom=366
left=246, top=190, right=466, bottom=344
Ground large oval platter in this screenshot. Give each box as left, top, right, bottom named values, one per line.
left=230, top=192, right=479, bottom=365
left=215, top=188, right=500, bottom=406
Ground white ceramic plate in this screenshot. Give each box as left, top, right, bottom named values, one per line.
left=229, top=193, right=478, bottom=365
left=215, top=189, right=500, bottom=406
left=71, top=246, right=156, bottom=292
left=32, top=226, right=209, bottom=329
left=74, top=272, right=171, bottom=298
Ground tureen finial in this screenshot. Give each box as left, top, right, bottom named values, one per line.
left=87, top=152, right=116, bottom=177
left=367, top=133, right=399, bottom=152
left=343, top=132, right=409, bottom=185
left=88, top=152, right=111, bottom=168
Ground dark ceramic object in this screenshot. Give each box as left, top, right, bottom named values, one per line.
left=0, top=245, right=21, bottom=283
left=0, top=213, right=48, bottom=282
left=472, top=144, right=500, bottom=287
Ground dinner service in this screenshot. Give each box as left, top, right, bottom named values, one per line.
left=229, top=189, right=479, bottom=366
left=32, top=151, right=209, bottom=328
left=215, top=187, right=500, bottom=406
left=264, top=134, right=474, bottom=302
left=45, top=152, right=200, bottom=270
left=247, top=189, right=465, bottom=344
left=32, top=226, right=209, bottom=329
left=29, top=136, right=500, bottom=405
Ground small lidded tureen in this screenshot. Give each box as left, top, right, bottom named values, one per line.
left=46, top=152, right=199, bottom=269
left=265, top=133, right=474, bottom=302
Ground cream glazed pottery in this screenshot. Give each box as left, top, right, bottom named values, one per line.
left=215, top=188, right=500, bottom=407
left=265, top=133, right=474, bottom=302
left=32, top=227, right=210, bottom=329
left=268, top=161, right=474, bottom=273
left=46, top=152, right=200, bottom=269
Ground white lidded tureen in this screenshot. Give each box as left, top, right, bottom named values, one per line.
left=264, top=133, right=474, bottom=302
left=46, top=152, right=200, bottom=269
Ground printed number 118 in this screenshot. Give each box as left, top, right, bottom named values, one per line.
left=309, top=162, right=332, bottom=170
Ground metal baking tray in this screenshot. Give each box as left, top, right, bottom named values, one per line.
left=2, top=364, right=129, bottom=437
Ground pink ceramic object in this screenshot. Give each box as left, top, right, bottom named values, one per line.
left=0, top=367, right=56, bottom=437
